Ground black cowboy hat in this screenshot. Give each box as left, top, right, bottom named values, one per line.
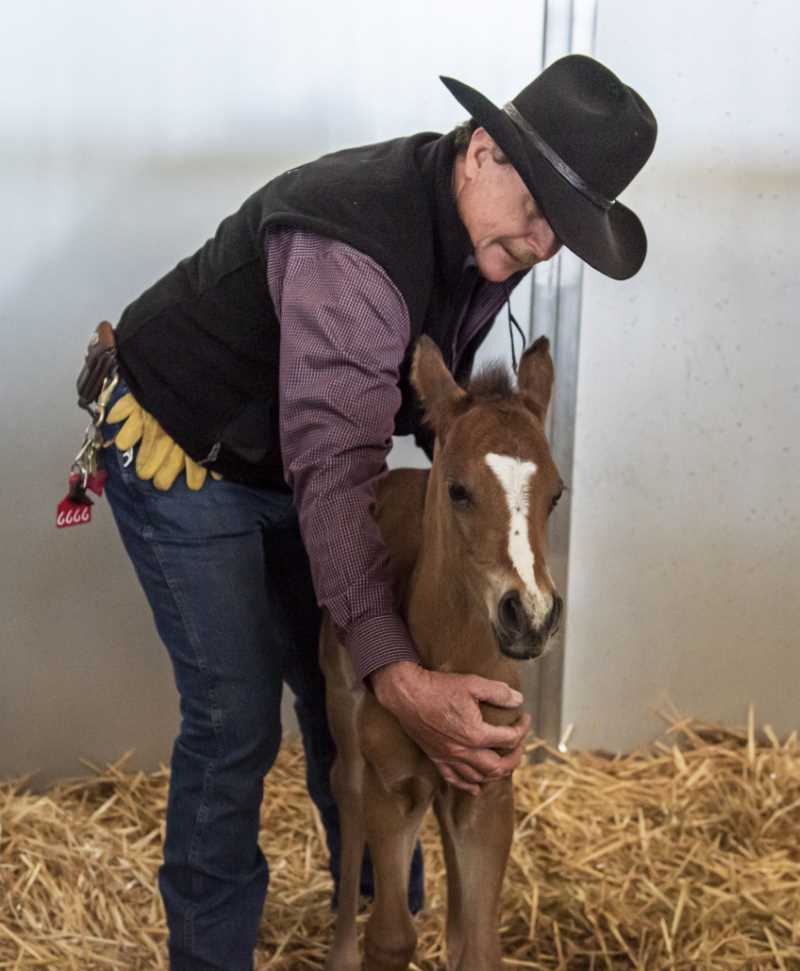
left=441, top=55, right=657, bottom=280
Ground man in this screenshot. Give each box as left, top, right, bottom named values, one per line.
left=94, top=54, right=655, bottom=970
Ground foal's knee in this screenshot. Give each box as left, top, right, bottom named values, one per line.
left=364, top=917, right=416, bottom=971
left=330, top=756, right=363, bottom=807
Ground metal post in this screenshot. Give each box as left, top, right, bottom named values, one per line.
left=526, top=0, right=598, bottom=746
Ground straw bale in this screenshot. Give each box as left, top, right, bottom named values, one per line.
left=2, top=707, right=800, bottom=969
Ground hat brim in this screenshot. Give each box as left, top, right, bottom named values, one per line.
left=440, top=75, right=647, bottom=280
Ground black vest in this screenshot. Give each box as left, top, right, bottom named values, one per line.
left=116, top=131, right=500, bottom=488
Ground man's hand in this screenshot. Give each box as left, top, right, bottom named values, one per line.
left=370, top=661, right=531, bottom=796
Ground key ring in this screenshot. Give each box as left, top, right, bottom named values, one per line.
left=70, top=372, right=118, bottom=482
left=92, top=372, right=120, bottom=426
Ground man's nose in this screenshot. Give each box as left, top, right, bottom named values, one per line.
left=527, top=220, right=561, bottom=261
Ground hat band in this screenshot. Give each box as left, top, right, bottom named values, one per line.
left=503, top=103, right=614, bottom=212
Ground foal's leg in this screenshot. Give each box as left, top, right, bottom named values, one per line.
left=362, top=762, right=434, bottom=971
left=434, top=779, right=515, bottom=971
left=433, top=795, right=466, bottom=966
left=323, top=745, right=365, bottom=971
left=320, top=621, right=366, bottom=971
left=356, top=696, right=436, bottom=971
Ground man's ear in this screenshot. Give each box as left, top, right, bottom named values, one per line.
left=517, top=336, right=554, bottom=421
left=464, top=126, right=493, bottom=178
left=410, top=336, right=465, bottom=440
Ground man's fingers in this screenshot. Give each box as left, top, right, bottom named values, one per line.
left=435, top=744, right=524, bottom=789
left=454, top=726, right=530, bottom=780
left=467, top=675, right=524, bottom=709
left=445, top=747, right=507, bottom=779
left=437, top=763, right=480, bottom=796
left=493, top=722, right=531, bottom=775
left=434, top=758, right=484, bottom=785
left=490, top=743, right=526, bottom=777
left=473, top=712, right=532, bottom=752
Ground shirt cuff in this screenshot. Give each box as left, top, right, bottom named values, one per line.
left=344, top=612, right=421, bottom=684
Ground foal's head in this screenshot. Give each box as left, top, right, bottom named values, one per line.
left=412, top=336, right=563, bottom=660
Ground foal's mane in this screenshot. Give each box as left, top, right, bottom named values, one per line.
left=461, top=361, right=516, bottom=407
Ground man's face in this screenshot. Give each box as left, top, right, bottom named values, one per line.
left=455, top=128, right=562, bottom=283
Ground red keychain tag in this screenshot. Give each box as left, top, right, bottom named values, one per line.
left=56, top=496, right=93, bottom=528
left=56, top=474, right=94, bottom=529
left=60, top=366, right=116, bottom=529
left=86, top=469, right=108, bottom=497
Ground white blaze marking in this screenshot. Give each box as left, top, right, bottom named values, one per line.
left=485, top=452, right=538, bottom=595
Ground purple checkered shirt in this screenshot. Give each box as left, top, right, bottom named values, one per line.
left=268, top=226, right=516, bottom=682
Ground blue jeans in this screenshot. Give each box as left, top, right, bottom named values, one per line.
left=102, top=383, right=423, bottom=971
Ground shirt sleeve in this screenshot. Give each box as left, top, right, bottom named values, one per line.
left=268, top=227, right=421, bottom=683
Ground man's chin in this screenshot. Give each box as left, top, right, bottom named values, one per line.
left=475, top=244, right=532, bottom=282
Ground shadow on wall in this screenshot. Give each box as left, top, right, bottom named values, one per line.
left=0, top=152, right=307, bottom=786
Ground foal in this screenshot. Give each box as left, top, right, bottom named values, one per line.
left=321, top=335, right=563, bottom=971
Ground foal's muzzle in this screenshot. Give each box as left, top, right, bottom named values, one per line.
left=495, top=591, right=563, bottom=660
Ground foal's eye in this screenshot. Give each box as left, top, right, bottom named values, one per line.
left=550, top=488, right=564, bottom=513
left=448, top=482, right=471, bottom=506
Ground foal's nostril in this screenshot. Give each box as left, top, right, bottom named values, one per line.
left=498, top=591, right=527, bottom=637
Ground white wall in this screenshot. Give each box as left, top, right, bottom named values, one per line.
left=0, top=0, right=542, bottom=782
left=562, top=0, right=800, bottom=750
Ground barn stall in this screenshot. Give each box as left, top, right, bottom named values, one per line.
left=2, top=0, right=798, bottom=968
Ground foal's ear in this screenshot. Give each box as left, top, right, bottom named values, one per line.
left=517, top=336, right=554, bottom=421
left=411, top=336, right=465, bottom=438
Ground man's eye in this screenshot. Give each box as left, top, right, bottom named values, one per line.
left=448, top=482, right=471, bottom=506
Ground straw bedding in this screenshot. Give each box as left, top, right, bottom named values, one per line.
left=2, top=706, right=799, bottom=970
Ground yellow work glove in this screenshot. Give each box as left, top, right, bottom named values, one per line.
left=106, top=392, right=221, bottom=491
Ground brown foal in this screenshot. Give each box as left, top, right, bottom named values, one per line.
left=321, top=335, right=563, bottom=971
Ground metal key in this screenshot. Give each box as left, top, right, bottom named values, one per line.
left=58, top=371, right=118, bottom=527
left=70, top=372, right=117, bottom=489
